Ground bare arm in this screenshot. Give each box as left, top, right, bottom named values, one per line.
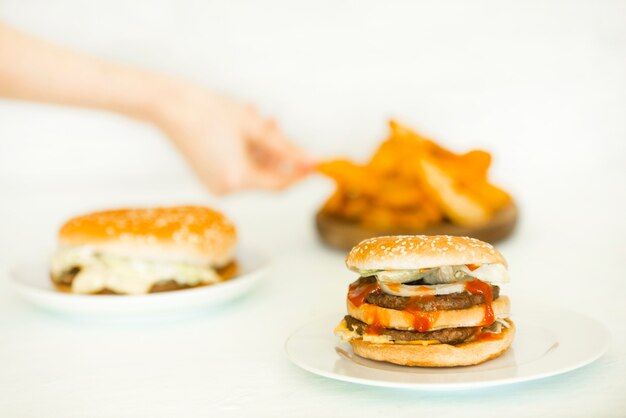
left=0, top=23, right=171, bottom=122
left=0, top=23, right=314, bottom=193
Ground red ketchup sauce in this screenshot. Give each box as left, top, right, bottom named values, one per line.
left=347, top=280, right=386, bottom=336
left=347, top=278, right=441, bottom=334
left=366, top=319, right=384, bottom=336
left=464, top=278, right=494, bottom=326
left=466, top=263, right=481, bottom=271
left=347, top=280, right=379, bottom=307
left=477, top=331, right=503, bottom=341
left=405, top=300, right=438, bottom=332
left=386, top=282, right=401, bottom=293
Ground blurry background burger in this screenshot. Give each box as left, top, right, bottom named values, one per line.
left=50, top=206, right=237, bottom=295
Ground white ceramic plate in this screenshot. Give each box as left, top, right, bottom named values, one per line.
left=285, top=304, right=610, bottom=390
left=8, top=247, right=270, bottom=316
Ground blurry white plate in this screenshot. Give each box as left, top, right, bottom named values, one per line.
left=285, top=305, right=609, bottom=390
left=9, top=247, right=270, bottom=316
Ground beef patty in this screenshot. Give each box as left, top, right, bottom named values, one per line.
left=353, top=276, right=500, bottom=311
left=345, top=315, right=478, bottom=345
left=50, top=262, right=238, bottom=294
left=52, top=273, right=195, bottom=294
left=52, top=266, right=80, bottom=286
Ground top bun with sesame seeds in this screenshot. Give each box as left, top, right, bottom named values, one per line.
left=346, top=235, right=506, bottom=273
left=59, top=206, right=237, bottom=267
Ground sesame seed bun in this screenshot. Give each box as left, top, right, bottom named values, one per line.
left=346, top=235, right=506, bottom=272
left=347, top=297, right=510, bottom=331
left=59, top=206, right=237, bottom=267
left=350, top=321, right=515, bottom=367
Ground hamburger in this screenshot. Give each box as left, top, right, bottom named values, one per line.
left=334, top=235, right=514, bottom=367
left=50, top=206, right=237, bottom=295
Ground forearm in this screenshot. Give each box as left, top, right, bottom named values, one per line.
left=0, top=22, right=181, bottom=124
left=0, top=23, right=313, bottom=193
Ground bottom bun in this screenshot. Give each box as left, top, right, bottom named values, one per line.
left=350, top=320, right=515, bottom=367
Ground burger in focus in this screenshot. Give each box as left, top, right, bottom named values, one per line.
left=50, top=206, right=237, bottom=295
left=335, top=235, right=514, bottom=367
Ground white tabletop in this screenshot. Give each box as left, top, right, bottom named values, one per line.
left=0, top=177, right=624, bottom=417
left=1, top=1, right=625, bottom=416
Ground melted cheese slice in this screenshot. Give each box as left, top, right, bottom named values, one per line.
left=51, top=246, right=220, bottom=294
left=334, top=319, right=441, bottom=346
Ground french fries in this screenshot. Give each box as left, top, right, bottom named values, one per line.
left=318, top=121, right=511, bottom=229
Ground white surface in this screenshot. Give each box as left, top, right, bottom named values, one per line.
left=9, top=247, right=269, bottom=316
left=286, top=306, right=610, bottom=390
left=0, top=0, right=625, bottom=417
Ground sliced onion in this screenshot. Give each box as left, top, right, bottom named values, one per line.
left=421, top=266, right=461, bottom=284
left=466, top=263, right=510, bottom=283
left=375, top=270, right=425, bottom=284
left=374, top=263, right=509, bottom=286
left=378, top=280, right=467, bottom=297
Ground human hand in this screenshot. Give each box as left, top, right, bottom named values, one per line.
left=155, top=85, right=316, bottom=194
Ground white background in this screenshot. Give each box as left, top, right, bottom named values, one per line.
left=1, top=1, right=625, bottom=417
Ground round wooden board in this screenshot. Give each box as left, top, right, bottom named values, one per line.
left=315, top=201, right=518, bottom=251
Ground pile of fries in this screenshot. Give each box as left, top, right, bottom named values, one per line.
left=318, top=121, right=511, bottom=230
